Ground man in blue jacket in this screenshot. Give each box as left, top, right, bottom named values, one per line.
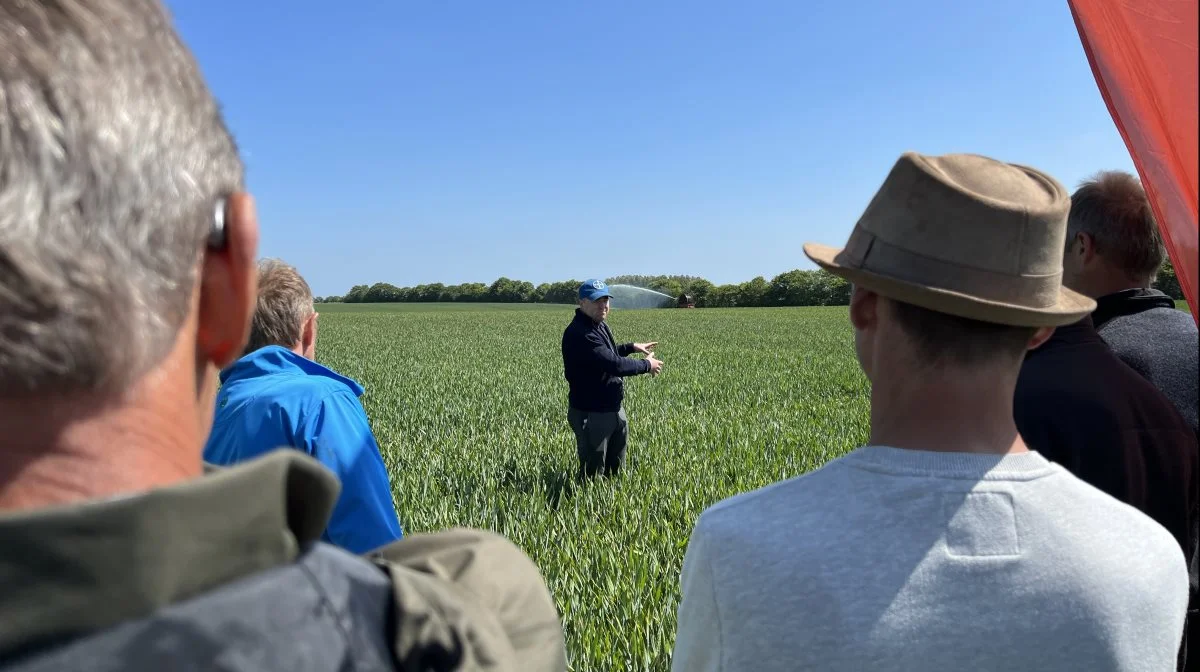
left=205, top=259, right=404, bottom=553
left=561, top=280, right=663, bottom=479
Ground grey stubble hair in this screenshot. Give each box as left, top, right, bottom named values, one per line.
left=0, top=0, right=244, bottom=396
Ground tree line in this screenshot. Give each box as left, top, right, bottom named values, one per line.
left=317, top=269, right=854, bottom=307
left=317, top=259, right=1185, bottom=308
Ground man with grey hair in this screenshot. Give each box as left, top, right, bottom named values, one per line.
left=0, top=2, right=566, bottom=670
left=204, top=258, right=406, bottom=555
left=1062, top=169, right=1198, bottom=435
left=1047, top=168, right=1200, bottom=665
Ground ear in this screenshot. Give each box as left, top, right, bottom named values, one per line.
left=1026, top=326, right=1056, bottom=351
left=848, top=285, right=878, bottom=331
left=197, top=193, right=259, bottom=370
left=300, top=311, right=318, bottom=357
left=1075, top=232, right=1097, bottom=264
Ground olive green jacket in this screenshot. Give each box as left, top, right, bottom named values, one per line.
left=0, top=450, right=566, bottom=671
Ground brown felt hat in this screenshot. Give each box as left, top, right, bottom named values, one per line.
left=804, top=151, right=1096, bottom=327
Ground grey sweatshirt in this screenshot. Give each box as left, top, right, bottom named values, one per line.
left=1093, top=289, right=1198, bottom=437
left=671, top=446, right=1188, bottom=671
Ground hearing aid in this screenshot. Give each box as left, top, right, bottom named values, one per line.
left=208, top=197, right=227, bottom=249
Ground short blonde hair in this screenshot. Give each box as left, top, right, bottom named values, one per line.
left=245, top=258, right=314, bottom=354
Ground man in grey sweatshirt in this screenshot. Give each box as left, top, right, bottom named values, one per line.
left=671, top=152, right=1189, bottom=671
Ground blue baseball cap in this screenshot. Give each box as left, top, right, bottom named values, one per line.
left=579, top=279, right=612, bottom=301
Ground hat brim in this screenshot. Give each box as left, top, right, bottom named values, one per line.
left=580, top=291, right=611, bottom=301
left=803, top=242, right=1096, bottom=327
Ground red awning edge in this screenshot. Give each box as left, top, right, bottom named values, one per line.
left=1068, top=0, right=1199, bottom=324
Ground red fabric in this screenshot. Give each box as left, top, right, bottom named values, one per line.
left=1068, top=0, right=1198, bottom=323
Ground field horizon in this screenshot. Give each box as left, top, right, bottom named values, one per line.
left=320, top=298, right=1195, bottom=314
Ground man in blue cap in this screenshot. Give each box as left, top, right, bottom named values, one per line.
left=561, top=279, right=663, bottom=479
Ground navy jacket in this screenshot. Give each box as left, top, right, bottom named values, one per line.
left=561, top=308, right=650, bottom=412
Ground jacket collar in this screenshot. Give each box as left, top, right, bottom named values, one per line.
left=0, top=450, right=340, bottom=661
left=220, top=345, right=364, bottom=397
left=573, top=308, right=607, bottom=329
left=1092, top=288, right=1177, bottom=329
left=1025, top=314, right=1106, bottom=359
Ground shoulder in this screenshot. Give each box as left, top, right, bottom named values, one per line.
left=1015, top=350, right=1080, bottom=396
left=273, top=376, right=363, bottom=413
left=311, top=387, right=371, bottom=428
left=1100, top=308, right=1198, bottom=344
left=220, top=373, right=341, bottom=420
left=1125, top=305, right=1195, bottom=329
left=367, top=529, right=566, bottom=668
left=689, top=458, right=855, bottom=552
left=1018, top=346, right=1144, bottom=413
left=564, top=319, right=600, bottom=341
left=563, top=316, right=586, bottom=337
left=254, top=378, right=368, bottom=436
left=1048, top=470, right=1186, bottom=569
left=1028, top=473, right=1191, bottom=636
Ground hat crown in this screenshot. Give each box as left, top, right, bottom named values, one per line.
left=839, top=153, right=1073, bottom=310
left=803, top=151, right=1096, bottom=326
left=578, top=278, right=611, bottom=300
left=849, top=152, right=1069, bottom=279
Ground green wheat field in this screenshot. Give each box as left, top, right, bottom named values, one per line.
left=313, top=299, right=1192, bottom=671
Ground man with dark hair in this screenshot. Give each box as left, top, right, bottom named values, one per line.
left=1063, top=170, right=1198, bottom=435
left=671, top=152, right=1188, bottom=671
left=0, top=2, right=566, bottom=669
left=205, top=258, right=405, bottom=554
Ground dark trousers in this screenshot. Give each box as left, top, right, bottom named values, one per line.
left=567, top=407, right=628, bottom=478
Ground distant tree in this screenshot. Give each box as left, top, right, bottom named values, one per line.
left=364, top=282, right=402, bottom=303
left=686, top=279, right=714, bottom=307
left=1154, top=257, right=1182, bottom=299
left=822, top=271, right=852, bottom=305
left=767, top=270, right=807, bottom=305
left=343, top=284, right=369, bottom=303
left=737, top=276, right=769, bottom=307
left=440, top=285, right=462, bottom=302
left=458, top=283, right=488, bottom=302
left=649, top=278, right=684, bottom=299
left=487, top=277, right=514, bottom=302
left=540, top=280, right=580, bottom=304
left=419, top=283, right=445, bottom=302
left=707, top=284, right=740, bottom=307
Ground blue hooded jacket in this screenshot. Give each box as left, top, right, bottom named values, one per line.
left=204, top=346, right=404, bottom=553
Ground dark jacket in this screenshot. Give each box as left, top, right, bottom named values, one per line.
left=561, top=308, right=650, bottom=413
left=1092, top=288, right=1198, bottom=437
left=1014, top=315, right=1198, bottom=669
left=0, top=450, right=567, bottom=671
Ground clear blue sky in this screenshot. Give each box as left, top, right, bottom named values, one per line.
left=166, top=0, right=1136, bottom=298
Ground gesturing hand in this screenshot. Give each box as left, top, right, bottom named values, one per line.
left=632, top=342, right=657, bottom=355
